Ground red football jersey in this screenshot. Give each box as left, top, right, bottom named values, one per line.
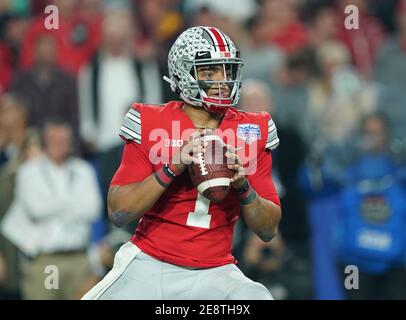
left=111, top=101, right=280, bottom=268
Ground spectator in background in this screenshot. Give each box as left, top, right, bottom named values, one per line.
left=0, top=95, right=37, bottom=165
left=0, top=93, right=31, bottom=167
left=136, top=0, right=183, bottom=68
left=0, top=0, right=30, bottom=94
left=304, top=0, right=340, bottom=48
left=0, top=41, right=13, bottom=93
left=2, top=12, right=30, bottom=66
left=374, top=0, right=406, bottom=141
left=240, top=17, right=283, bottom=83
left=80, top=0, right=104, bottom=24
left=186, top=4, right=214, bottom=26
left=183, top=0, right=257, bottom=25
left=371, top=0, right=398, bottom=34
left=1, top=119, right=102, bottom=300
left=337, top=0, right=386, bottom=78
left=241, top=231, right=287, bottom=299
left=137, top=0, right=183, bottom=44
left=239, top=79, right=275, bottom=113
left=11, top=33, right=80, bottom=141
left=79, top=9, right=162, bottom=200
left=0, top=93, right=41, bottom=300
left=295, top=41, right=378, bottom=299
left=334, top=113, right=406, bottom=299
left=270, top=47, right=315, bottom=133
left=304, top=40, right=377, bottom=157
left=31, top=0, right=48, bottom=15
left=260, top=0, right=308, bottom=54
left=19, top=0, right=102, bottom=74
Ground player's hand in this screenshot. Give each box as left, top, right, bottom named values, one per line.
left=172, top=130, right=209, bottom=174
left=225, top=144, right=246, bottom=189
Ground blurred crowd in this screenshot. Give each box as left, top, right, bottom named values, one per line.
left=0, top=0, right=406, bottom=300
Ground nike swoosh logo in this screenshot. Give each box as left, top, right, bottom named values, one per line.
left=197, top=52, right=207, bottom=57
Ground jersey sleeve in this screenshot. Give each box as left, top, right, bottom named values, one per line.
left=264, top=113, right=279, bottom=151
left=111, top=104, right=153, bottom=186
left=247, top=147, right=281, bottom=207
left=119, top=104, right=142, bottom=144
left=110, top=141, right=153, bottom=186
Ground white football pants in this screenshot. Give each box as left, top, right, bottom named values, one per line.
left=81, top=241, right=274, bottom=300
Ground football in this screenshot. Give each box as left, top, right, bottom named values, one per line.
left=188, top=133, right=235, bottom=203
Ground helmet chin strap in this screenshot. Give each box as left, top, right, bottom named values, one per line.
left=198, top=81, right=234, bottom=116
left=201, top=97, right=231, bottom=116
left=179, top=91, right=225, bottom=116
left=163, top=75, right=177, bottom=93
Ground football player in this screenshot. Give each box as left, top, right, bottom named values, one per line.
left=82, top=26, right=281, bottom=300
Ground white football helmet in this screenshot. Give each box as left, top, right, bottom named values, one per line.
left=164, top=26, right=243, bottom=115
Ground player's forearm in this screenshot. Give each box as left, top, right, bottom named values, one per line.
left=234, top=180, right=281, bottom=242
left=241, top=196, right=281, bottom=242
left=108, top=174, right=168, bottom=227
left=108, top=163, right=184, bottom=228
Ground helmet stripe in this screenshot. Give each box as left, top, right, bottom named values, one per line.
left=218, top=30, right=231, bottom=51
left=208, top=27, right=227, bottom=52
left=201, top=26, right=218, bottom=52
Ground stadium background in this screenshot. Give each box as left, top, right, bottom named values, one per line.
left=0, top=0, right=406, bottom=300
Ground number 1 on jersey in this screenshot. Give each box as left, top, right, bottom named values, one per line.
left=186, top=193, right=211, bottom=229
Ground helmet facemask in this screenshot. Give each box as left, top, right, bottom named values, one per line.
left=177, top=55, right=243, bottom=115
